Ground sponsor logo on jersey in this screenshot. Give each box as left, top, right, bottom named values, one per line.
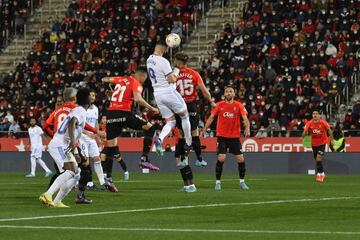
left=223, top=112, right=235, bottom=118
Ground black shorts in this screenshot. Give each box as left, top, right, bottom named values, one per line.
left=100, top=146, right=109, bottom=155
left=217, top=137, right=243, bottom=155
left=106, top=110, right=147, bottom=140
left=312, top=144, right=325, bottom=159
left=175, top=102, right=199, bottom=132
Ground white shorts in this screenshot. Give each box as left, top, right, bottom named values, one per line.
left=48, top=146, right=77, bottom=172
left=31, top=147, right=43, bottom=159
left=154, top=90, right=187, bottom=119
left=79, top=139, right=100, bottom=158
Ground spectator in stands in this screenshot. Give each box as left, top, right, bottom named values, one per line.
left=0, top=117, right=11, bottom=132
left=255, top=125, right=267, bottom=138
left=8, top=119, right=20, bottom=138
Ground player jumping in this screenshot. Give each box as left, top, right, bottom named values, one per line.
left=101, top=67, right=160, bottom=185
left=174, top=52, right=215, bottom=168
left=302, top=110, right=334, bottom=182
left=203, top=85, right=250, bottom=191
left=146, top=40, right=196, bottom=192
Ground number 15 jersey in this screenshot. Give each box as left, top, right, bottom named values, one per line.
left=108, top=76, right=143, bottom=112
left=176, top=67, right=203, bottom=103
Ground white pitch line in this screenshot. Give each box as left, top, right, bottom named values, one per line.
left=0, top=196, right=358, bottom=223
left=0, top=225, right=359, bottom=235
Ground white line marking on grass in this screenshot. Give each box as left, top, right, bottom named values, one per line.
left=0, top=225, right=359, bottom=235
left=0, top=196, right=358, bottom=223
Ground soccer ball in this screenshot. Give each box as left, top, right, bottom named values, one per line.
left=166, top=33, right=181, bottom=48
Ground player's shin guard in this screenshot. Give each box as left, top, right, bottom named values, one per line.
left=180, top=115, right=192, bottom=146
left=316, top=161, right=324, bottom=174
left=192, top=136, right=202, bottom=160
left=216, top=161, right=224, bottom=180
left=238, top=162, right=246, bottom=180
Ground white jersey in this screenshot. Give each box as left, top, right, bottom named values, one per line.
left=146, top=54, right=176, bottom=93
left=80, top=104, right=98, bottom=142
left=28, top=125, right=43, bottom=149
left=49, top=106, right=87, bottom=148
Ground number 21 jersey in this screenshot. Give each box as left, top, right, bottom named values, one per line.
left=108, top=76, right=143, bottom=112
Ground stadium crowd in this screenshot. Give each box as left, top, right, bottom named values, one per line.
left=200, top=0, right=360, bottom=137
left=0, top=0, right=359, bottom=138
left=0, top=0, right=42, bottom=48
left=0, top=0, right=202, bottom=137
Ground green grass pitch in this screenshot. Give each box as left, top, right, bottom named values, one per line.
left=0, top=173, right=359, bottom=240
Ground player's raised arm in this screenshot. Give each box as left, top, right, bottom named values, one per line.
left=101, top=76, right=116, bottom=84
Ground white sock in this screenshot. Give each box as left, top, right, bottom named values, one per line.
left=46, top=170, right=74, bottom=195
left=181, top=116, right=192, bottom=146
left=30, top=156, right=36, bottom=175
left=36, top=158, right=51, bottom=173
left=321, top=172, right=325, bottom=176
left=87, top=181, right=94, bottom=187
left=240, top=179, right=245, bottom=183
left=216, top=180, right=221, bottom=184
left=53, top=177, right=77, bottom=204
left=94, top=161, right=105, bottom=185
left=159, top=120, right=176, bottom=142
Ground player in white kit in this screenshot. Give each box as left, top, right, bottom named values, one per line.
left=39, top=88, right=91, bottom=208
left=146, top=39, right=192, bottom=157
left=26, top=117, right=52, bottom=177
left=76, top=89, right=112, bottom=203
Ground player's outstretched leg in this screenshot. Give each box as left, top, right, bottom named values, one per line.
left=157, top=120, right=176, bottom=157
left=40, top=169, right=75, bottom=206
left=53, top=170, right=81, bottom=208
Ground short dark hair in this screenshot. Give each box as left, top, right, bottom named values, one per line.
left=89, top=89, right=96, bottom=93
left=156, top=37, right=167, bottom=47
left=29, top=117, right=37, bottom=124
left=174, top=52, right=189, bottom=63
left=76, top=88, right=90, bottom=106
left=224, top=85, right=235, bottom=90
